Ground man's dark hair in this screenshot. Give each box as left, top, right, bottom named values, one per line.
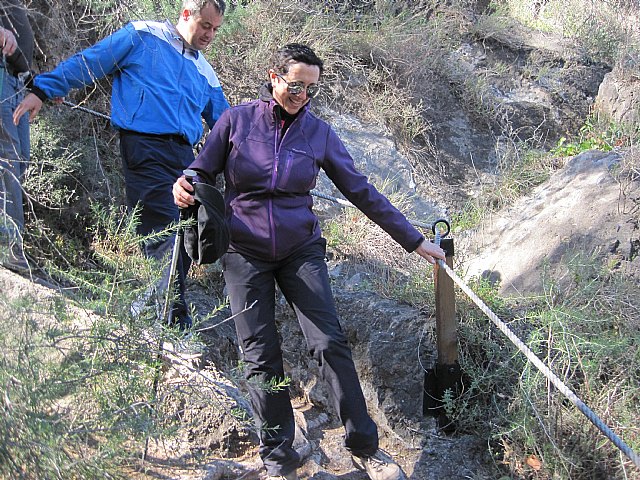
left=271, top=43, right=324, bottom=76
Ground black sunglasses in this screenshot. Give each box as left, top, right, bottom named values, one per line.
left=276, top=74, right=321, bottom=98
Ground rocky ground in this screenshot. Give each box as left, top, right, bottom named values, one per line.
left=462, top=147, right=640, bottom=295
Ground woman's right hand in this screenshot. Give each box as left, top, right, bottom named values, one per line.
left=173, top=175, right=195, bottom=208
left=414, top=239, right=446, bottom=265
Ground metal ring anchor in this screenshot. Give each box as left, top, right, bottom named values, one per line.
left=431, top=219, right=451, bottom=239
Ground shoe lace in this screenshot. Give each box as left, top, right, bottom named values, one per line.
left=366, top=450, right=392, bottom=471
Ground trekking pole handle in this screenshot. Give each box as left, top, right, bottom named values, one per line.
left=183, top=169, right=197, bottom=182
left=180, top=169, right=197, bottom=220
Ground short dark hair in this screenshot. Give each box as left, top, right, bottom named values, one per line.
left=183, top=0, right=226, bottom=15
left=271, top=43, right=324, bottom=77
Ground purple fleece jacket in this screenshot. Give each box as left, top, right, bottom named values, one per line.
left=189, top=89, right=424, bottom=262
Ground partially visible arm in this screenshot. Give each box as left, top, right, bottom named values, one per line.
left=1, top=1, right=34, bottom=75
left=31, top=23, right=138, bottom=100
left=322, top=126, right=422, bottom=251
left=13, top=24, right=137, bottom=125
left=322, top=126, right=445, bottom=261
left=13, top=93, right=42, bottom=123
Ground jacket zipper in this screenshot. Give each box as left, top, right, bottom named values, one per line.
left=269, top=117, right=280, bottom=259
left=269, top=106, right=300, bottom=259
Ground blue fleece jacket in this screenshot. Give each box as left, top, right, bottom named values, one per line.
left=33, top=20, right=229, bottom=145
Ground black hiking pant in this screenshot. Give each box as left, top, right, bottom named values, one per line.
left=119, top=131, right=193, bottom=324
left=222, top=238, right=378, bottom=476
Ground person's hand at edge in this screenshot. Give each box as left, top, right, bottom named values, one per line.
left=173, top=175, right=195, bottom=208
left=13, top=92, right=43, bottom=124
left=414, top=239, right=446, bottom=265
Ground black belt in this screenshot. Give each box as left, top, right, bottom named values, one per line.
left=119, top=129, right=191, bottom=146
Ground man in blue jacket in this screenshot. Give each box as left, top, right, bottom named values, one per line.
left=14, top=0, right=230, bottom=328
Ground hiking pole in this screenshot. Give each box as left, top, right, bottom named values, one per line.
left=143, top=168, right=195, bottom=465
left=161, top=168, right=196, bottom=325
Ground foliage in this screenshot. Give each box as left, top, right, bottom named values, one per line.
left=1, top=213, right=160, bottom=479
left=494, top=147, right=557, bottom=207
left=490, top=0, right=639, bottom=65
left=0, top=201, right=244, bottom=477
left=446, top=257, right=640, bottom=479
left=450, top=200, right=484, bottom=233
left=552, top=116, right=632, bottom=157
left=0, top=299, right=125, bottom=479
left=209, top=0, right=466, bottom=177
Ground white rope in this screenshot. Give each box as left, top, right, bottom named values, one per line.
left=435, top=257, right=640, bottom=468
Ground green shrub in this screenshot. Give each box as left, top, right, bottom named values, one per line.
left=552, top=116, right=631, bottom=157
left=0, top=201, right=215, bottom=478
left=449, top=255, right=640, bottom=479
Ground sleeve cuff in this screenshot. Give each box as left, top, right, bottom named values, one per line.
left=29, top=85, right=48, bottom=102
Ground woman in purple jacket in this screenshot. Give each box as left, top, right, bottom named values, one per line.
left=173, top=44, right=445, bottom=480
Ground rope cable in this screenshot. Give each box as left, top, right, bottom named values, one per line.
left=435, top=257, right=640, bottom=469
left=62, top=100, right=111, bottom=121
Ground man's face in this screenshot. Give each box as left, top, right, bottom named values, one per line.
left=181, top=3, right=223, bottom=51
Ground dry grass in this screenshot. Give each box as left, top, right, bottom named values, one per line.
left=494, top=0, right=639, bottom=64
left=322, top=185, right=437, bottom=302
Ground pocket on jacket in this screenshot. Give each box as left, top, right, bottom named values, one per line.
left=276, top=148, right=318, bottom=193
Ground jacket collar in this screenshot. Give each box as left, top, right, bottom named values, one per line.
left=165, top=20, right=200, bottom=60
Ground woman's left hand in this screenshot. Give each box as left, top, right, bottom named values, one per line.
left=173, top=175, right=195, bottom=208
left=414, top=239, right=446, bottom=265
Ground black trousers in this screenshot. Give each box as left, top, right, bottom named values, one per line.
left=222, top=239, right=378, bottom=476
left=119, top=132, right=194, bottom=320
